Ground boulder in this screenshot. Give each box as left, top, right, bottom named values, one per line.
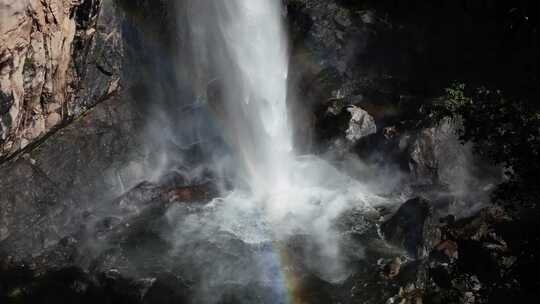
left=315, top=100, right=377, bottom=154
left=381, top=197, right=440, bottom=259
left=345, top=106, right=377, bottom=144
left=383, top=257, right=402, bottom=279
left=407, top=120, right=502, bottom=194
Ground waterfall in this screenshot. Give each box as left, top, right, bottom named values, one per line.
left=213, top=0, right=293, bottom=196
left=179, top=0, right=383, bottom=284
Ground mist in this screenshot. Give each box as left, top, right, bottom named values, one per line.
left=116, top=1, right=394, bottom=300
left=84, top=1, right=500, bottom=301
left=1, top=0, right=536, bottom=303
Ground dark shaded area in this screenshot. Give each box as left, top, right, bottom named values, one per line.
left=427, top=84, right=540, bottom=203
left=338, top=0, right=539, bottom=98
left=288, top=0, right=539, bottom=139
left=381, top=197, right=437, bottom=258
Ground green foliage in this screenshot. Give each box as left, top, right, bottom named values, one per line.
left=430, top=83, right=540, bottom=193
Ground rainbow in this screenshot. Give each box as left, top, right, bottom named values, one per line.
left=256, top=241, right=306, bottom=304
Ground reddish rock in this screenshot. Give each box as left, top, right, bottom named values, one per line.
left=161, top=183, right=218, bottom=204
left=435, top=240, right=459, bottom=259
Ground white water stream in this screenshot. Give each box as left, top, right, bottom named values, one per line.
left=178, top=0, right=385, bottom=282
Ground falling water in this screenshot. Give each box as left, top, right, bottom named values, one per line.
left=173, top=0, right=385, bottom=293
left=214, top=0, right=293, bottom=196
left=183, top=0, right=383, bottom=248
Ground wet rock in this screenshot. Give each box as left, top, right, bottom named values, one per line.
left=383, top=257, right=402, bottom=279
left=142, top=273, right=191, bottom=304
left=408, top=128, right=439, bottom=185
left=30, top=236, right=80, bottom=275
left=161, top=183, right=219, bottom=204
left=0, top=158, right=65, bottom=259
left=96, top=269, right=154, bottom=303
left=451, top=206, right=511, bottom=241
left=383, top=126, right=399, bottom=140
left=0, top=92, right=142, bottom=261
left=359, top=10, right=377, bottom=25
left=0, top=92, right=13, bottom=115
left=381, top=197, right=440, bottom=259
left=345, top=106, right=377, bottom=144
left=113, top=181, right=163, bottom=216
left=72, top=0, right=123, bottom=116
left=434, top=240, right=459, bottom=262
left=406, top=120, right=501, bottom=196
left=0, top=260, right=192, bottom=304
left=89, top=247, right=132, bottom=276
left=91, top=180, right=220, bottom=241
left=315, top=100, right=377, bottom=154
left=0, top=0, right=132, bottom=264
left=422, top=204, right=537, bottom=304
left=22, top=267, right=99, bottom=304
left=387, top=284, right=424, bottom=304
left=333, top=7, right=352, bottom=29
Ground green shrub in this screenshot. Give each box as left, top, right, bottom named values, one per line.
left=429, top=83, right=540, bottom=197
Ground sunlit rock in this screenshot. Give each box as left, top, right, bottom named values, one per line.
left=346, top=106, right=377, bottom=144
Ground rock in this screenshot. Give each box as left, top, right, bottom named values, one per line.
left=315, top=100, right=377, bottom=154
left=422, top=205, right=535, bottom=303
left=359, top=10, right=377, bottom=25
left=161, top=183, right=219, bottom=204
left=114, top=182, right=163, bottom=215
left=0, top=0, right=97, bottom=158
left=345, top=106, right=377, bottom=143
left=0, top=93, right=142, bottom=261
left=0, top=0, right=205, bottom=288
left=433, top=240, right=458, bottom=260
left=381, top=197, right=440, bottom=259
left=408, top=128, right=439, bottom=185
left=333, top=8, right=352, bottom=29
left=0, top=158, right=65, bottom=258
left=0, top=0, right=124, bottom=160
left=384, top=126, right=399, bottom=140
left=106, top=179, right=219, bottom=220
left=383, top=257, right=402, bottom=279
left=89, top=247, right=132, bottom=276
left=451, top=206, right=511, bottom=241
left=407, top=120, right=502, bottom=197
left=387, top=284, right=424, bottom=304
left=46, top=112, right=62, bottom=127
left=72, top=0, right=123, bottom=116
left=142, top=273, right=191, bottom=304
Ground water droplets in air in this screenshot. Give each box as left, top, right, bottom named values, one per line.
left=178, top=0, right=384, bottom=283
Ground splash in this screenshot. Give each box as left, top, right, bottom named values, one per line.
left=195, top=0, right=380, bottom=235
left=177, top=0, right=384, bottom=302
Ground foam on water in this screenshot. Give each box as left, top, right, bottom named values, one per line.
left=205, top=0, right=382, bottom=239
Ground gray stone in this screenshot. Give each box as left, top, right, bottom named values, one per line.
left=381, top=197, right=440, bottom=259
left=346, top=106, right=377, bottom=143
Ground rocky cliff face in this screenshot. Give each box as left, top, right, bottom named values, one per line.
left=0, top=0, right=120, bottom=160
left=0, top=0, right=146, bottom=255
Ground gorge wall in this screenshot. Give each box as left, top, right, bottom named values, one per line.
left=0, top=0, right=121, bottom=160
